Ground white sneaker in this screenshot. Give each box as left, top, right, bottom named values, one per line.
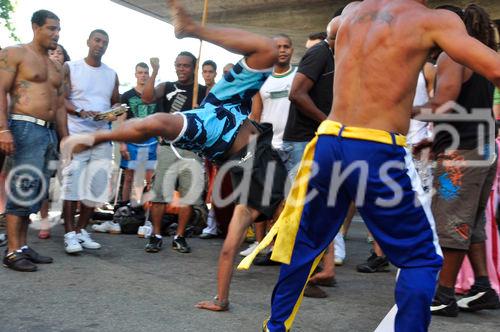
left=92, top=222, right=108, bottom=233
left=334, top=233, right=346, bottom=259
left=108, top=222, right=121, bottom=234
left=240, top=241, right=259, bottom=257
left=92, top=221, right=121, bottom=234
left=64, top=231, right=83, bottom=254
left=77, top=229, right=101, bottom=249
left=138, top=221, right=152, bottom=238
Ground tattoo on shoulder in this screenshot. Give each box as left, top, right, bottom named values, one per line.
left=0, top=49, right=16, bottom=73
left=354, top=11, right=394, bottom=25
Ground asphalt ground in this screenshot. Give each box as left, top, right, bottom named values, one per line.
left=0, top=218, right=499, bottom=332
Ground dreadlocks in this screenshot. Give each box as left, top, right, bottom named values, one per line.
left=463, top=4, right=497, bottom=51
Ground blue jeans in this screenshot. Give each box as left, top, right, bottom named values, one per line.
left=5, top=120, right=58, bottom=216
left=281, top=140, right=309, bottom=179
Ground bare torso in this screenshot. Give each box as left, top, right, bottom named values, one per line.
left=330, top=0, right=437, bottom=135
left=8, top=44, right=63, bottom=122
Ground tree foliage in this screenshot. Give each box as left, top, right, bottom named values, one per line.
left=0, top=0, right=19, bottom=42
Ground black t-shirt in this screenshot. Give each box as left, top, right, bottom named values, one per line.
left=283, top=41, right=334, bottom=142
left=120, top=88, right=158, bottom=119
left=158, top=81, right=207, bottom=113
left=432, top=73, right=494, bottom=154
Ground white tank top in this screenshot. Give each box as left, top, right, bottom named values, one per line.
left=259, top=66, right=297, bottom=149
left=67, top=59, right=117, bottom=134
left=408, top=71, right=430, bottom=145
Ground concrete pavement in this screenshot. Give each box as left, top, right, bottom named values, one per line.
left=1, top=219, right=499, bottom=332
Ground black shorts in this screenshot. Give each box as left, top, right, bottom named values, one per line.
left=216, top=122, right=287, bottom=221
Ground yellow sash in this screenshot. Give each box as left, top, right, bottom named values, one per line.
left=237, top=120, right=406, bottom=270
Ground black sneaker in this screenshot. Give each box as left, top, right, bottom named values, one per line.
left=3, top=252, right=37, bottom=272
left=145, top=236, right=163, bottom=253
left=172, top=236, right=191, bottom=253
left=22, top=247, right=53, bottom=264
left=356, top=252, right=390, bottom=273
left=430, top=298, right=459, bottom=317
left=457, top=286, right=500, bottom=312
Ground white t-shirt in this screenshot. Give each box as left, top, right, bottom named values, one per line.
left=259, top=66, right=297, bottom=149
left=408, top=71, right=431, bottom=145
left=67, top=59, right=117, bottom=134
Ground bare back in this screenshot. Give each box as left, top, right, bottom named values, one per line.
left=331, top=0, right=439, bottom=134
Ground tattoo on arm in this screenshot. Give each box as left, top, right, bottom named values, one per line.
left=0, top=50, right=16, bottom=73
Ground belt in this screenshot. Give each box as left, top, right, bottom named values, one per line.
left=317, top=120, right=407, bottom=147
left=10, top=114, right=55, bottom=129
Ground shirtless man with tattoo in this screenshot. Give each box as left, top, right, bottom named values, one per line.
left=0, top=10, right=68, bottom=272
left=258, top=1, right=500, bottom=331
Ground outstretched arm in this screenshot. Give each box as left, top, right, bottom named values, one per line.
left=429, top=9, right=500, bottom=88
left=92, top=113, right=184, bottom=146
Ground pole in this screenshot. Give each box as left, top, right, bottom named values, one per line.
left=192, top=0, right=209, bottom=108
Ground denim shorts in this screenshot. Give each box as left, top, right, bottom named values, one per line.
left=281, top=140, right=308, bottom=179
left=5, top=120, right=58, bottom=216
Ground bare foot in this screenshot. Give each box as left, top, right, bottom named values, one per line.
left=195, top=300, right=229, bottom=312
left=60, top=134, right=95, bottom=167
left=166, top=0, right=198, bottom=39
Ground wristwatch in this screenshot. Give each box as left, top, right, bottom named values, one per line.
left=74, top=108, right=83, bottom=117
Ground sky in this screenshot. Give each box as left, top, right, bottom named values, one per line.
left=0, top=0, right=241, bottom=92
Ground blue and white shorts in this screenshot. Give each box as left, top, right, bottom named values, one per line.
left=170, top=59, right=271, bottom=160
left=120, top=141, right=158, bottom=171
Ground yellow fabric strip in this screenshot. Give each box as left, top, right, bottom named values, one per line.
left=284, top=252, right=325, bottom=330
left=238, top=135, right=319, bottom=269
left=260, top=253, right=324, bottom=332
left=237, top=120, right=407, bottom=270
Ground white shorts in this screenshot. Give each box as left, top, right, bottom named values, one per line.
left=61, top=143, right=113, bottom=205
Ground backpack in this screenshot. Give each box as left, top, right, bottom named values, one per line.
left=114, top=204, right=146, bottom=234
